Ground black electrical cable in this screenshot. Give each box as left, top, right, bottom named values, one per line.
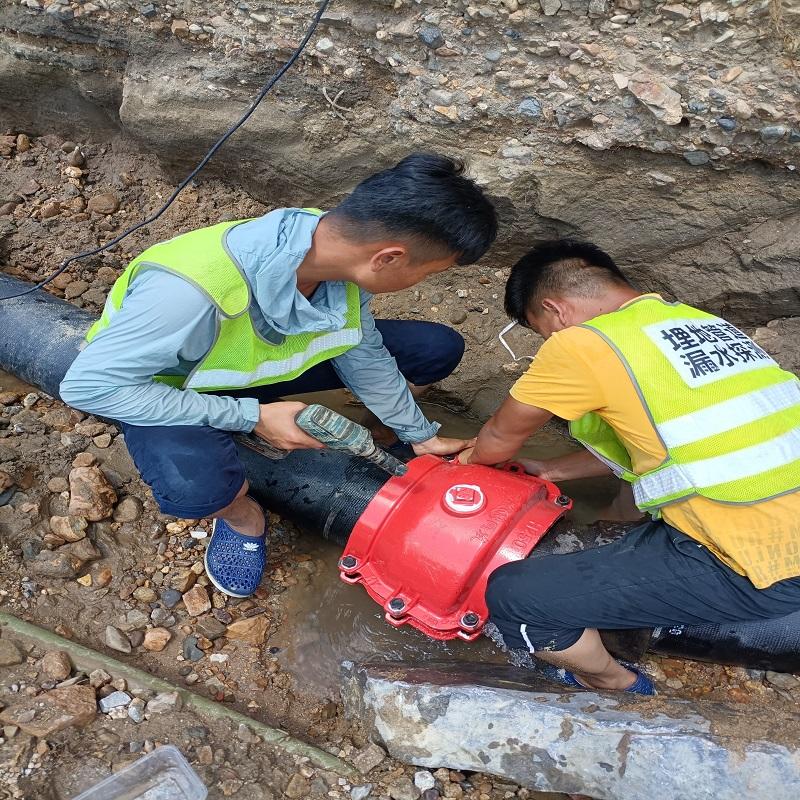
left=0, top=0, right=333, bottom=301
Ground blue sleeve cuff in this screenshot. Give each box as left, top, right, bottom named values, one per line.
left=238, top=397, right=261, bottom=432
left=397, top=419, right=441, bottom=444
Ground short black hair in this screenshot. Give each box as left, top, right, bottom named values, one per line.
left=505, top=239, right=631, bottom=324
left=327, top=153, right=497, bottom=265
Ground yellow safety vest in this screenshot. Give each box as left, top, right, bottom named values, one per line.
left=570, top=297, right=800, bottom=511
left=85, top=213, right=363, bottom=392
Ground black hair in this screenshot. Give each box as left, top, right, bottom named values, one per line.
left=327, top=153, right=497, bottom=265
left=505, top=239, right=631, bottom=325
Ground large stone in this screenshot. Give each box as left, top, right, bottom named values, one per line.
left=627, top=76, right=683, bottom=125
left=143, top=627, right=172, bottom=652
left=146, top=691, right=182, bottom=715
left=86, top=192, right=120, bottom=214
left=113, top=496, right=143, bottom=522
left=0, top=685, right=95, bottom=737
left=0, top=638, right=24, bottom=666
left=29, top=550, right=85, bottom=579
left=225, top=615, right=269, bottom=645
left=343, top=663, right=800, bottom=799
left=68, top=465, right=117, bottom=521
left=41, top=650, right=72, bottom=681
left=49, top=515, right=88, bottom=543
left=104, top=625, right=132, bottom=654
left=182, top=585, right=211, bottom=617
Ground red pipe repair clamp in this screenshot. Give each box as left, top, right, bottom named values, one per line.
left=338, top=455, right=572, bottom=641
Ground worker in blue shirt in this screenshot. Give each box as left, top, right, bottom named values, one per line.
left=60, top=154, right=497, bottom=598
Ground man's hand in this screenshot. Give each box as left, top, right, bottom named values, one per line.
left=457, top=446, right=475, bottom=464
left=412, top=435, right=477, bottom=457
left=253, top=401, right=325, bottom=451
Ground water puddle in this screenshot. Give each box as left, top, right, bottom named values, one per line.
left=272, top=391, right=620, bottom=697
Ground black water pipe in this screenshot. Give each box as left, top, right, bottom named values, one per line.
left=2, top=274, right=800, bottom=672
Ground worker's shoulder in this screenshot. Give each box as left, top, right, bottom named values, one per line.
left=539, top=325, right=616, bottom=361
left=125, top=268, right=216, bottom=316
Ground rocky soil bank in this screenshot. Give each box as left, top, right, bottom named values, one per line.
left=1, top=0, right=799, bottom=411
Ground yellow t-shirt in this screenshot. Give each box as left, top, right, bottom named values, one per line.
left=510, top=310, right=800, bottom=589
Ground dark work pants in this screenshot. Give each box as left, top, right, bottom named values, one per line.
left=486, top=520, right=800, bottom=652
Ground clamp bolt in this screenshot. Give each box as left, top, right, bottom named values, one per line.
left=461, top=611, right=480, bottom=628
left=388, top=598, right=406, bottom=616
left=339, top=555, right=358, bottom=570
left=555, top=494, right=571, bottom=507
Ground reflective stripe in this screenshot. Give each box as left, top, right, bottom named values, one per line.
left=520, top=624, right=535, bottom=653
left=658, top=379, right=800, bottom=449
left=186, top=328, right=362, bottom=389
left=633, top=427, right=800, bottom=506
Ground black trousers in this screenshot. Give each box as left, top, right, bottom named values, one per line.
left=486, top=520, right=800, bottom=652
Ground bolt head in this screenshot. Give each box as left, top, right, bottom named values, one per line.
left=388, top=598, right=405, bottom=614
left=339, top=555, right=358, bottom=570
left=556, top=494, right=571, bottom=507
left=461, top=612, right=480, bottom=628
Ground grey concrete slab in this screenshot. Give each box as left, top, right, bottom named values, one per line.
left=342, top=662, right=800, bottom=800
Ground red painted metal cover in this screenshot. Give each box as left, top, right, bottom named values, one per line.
left=338, top=455, right=572, bottom=641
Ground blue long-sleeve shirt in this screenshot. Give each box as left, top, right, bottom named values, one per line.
left=59, top=208, right=440, bottom=443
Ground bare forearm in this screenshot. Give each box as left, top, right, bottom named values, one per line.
left=470, top=418, right=527, bottom=465
left=519, top=450, right=614, bottom=482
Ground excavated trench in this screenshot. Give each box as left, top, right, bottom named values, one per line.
left=2, top=2, right=800, bottom=795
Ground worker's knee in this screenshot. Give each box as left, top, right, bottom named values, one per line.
left=374, top=319, right=465, bottom=385
left=120, top=423, right=245, bottom=518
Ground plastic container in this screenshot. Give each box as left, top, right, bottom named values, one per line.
left=72, top=745, right=207, bottom=800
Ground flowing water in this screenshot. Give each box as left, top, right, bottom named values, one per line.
left=271, top=391, right=621, bottom=697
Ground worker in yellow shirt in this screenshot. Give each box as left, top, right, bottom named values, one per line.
left=463, top=240, right=800, bottom=695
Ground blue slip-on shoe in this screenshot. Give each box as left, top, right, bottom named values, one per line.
left=204, top=517, right=267, bottom=598
left=562, top=666, right=657, bottom=696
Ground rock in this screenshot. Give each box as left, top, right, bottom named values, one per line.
left=419, top=25, right=444, bottom=49
left=717, top=117, right=736, bottom=132
left=68, top=465, right=117, bottom=521
left=160, top=588, right=182, bottom=608
left=41, top=651, right=71, bottom=681
left=182, top=635, right=204, bottom=662
left=449, top=311, right=467, bottom=325
left=72, top=452, right=96, bottom=468
left=143, top=628, right=172, bottom=652
left=351, top=786, right=373, bottom=800
left=129, top=630, right=145, bottom=648
left=765, top=671, right=799, bottom=691
left=105, top=625, right=132, bottom=654
left=150, top=607, right=175, bottom=626
left=0, top=685, right=96, bottom=737
left=517, top=98, right=543, bottom=119
left=225, top=615, right=269, bottom=645
left=66, top=147, right=84, bottom=167
left=421, top=791, right=440, bottom=800
left=316, top=37, right=335, bottom=54
left=119, top=609, right=150, bottom=632
left=132, top=586, right=157, bottom=603
left=16, top=133, right=30, bottom=152
left=0, top=470, right=13, bottom=493
left=39, top=200, right=61, bottom=219
left=0, top=639, right=24, bottom=666
left=683, top=150, right=710, bottom=165
left=66, top=537, right=102, bottom=564
left=114, top=496, right=143, bottom=522
left=49, top=515, right=88, bottom=543
left=195, top=617, right=226, bottom=640
left=661, top=4, right=691, bottom=19
left=760, top=125, right=788, bottom=145
left=171, top=568, right=197, bottom=594
left=29, top=550, right=85, bottom=579
left=539, top=0, right=561, bottom=15
left=128, top=697, right=146, bottom=723
left=98, top=690, right=131, bottom=712
left=182, top=585, right=211, bottom=616
left=170, top=18, right=189, bottom=37
left=87, top=192, right=120, bottom=215
left=414, top=772, right=436, bottom=792
left=89, top=669, right=112, bottom=688
left=145, top=691, right=182, bottom=715
left=285, top=774, right=310, bottom=799
left=93, top=433, right=112, bottom=448
left=627, top=76, right=683, bottom=125
left=352, top=743, right=386, bottom=774
left=94, top=566, right=113, bottom=588
left=46, top=477, right=69, bottom=493
left=389, top=777, right=421, bottom=800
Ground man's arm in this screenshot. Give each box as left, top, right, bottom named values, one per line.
left=466, top=396, right=553, bottom=465
left=332, top=293, right=469, bottom=454
left=59, top=271, right=260, bottom=431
